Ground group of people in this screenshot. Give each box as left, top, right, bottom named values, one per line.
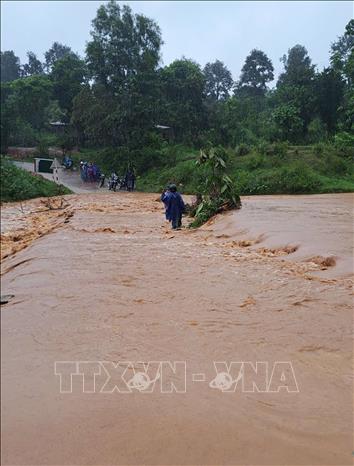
left=80, top=161, right=101, bottom=182
left=161, top=184, right=185, bottom=230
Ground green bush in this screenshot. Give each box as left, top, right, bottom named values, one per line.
left=256, top=141, right=269, bottom=156
left=307, top=118, right=327, bottom=143
left=235, top=143, right=250, bottom=156
left=324, top=154, right=349, bottom=176
left=257, top=141, right=288, bottom=157
left=334, top=132, right=354, bottom=158
left=272, top=141, right=289, bottom=158
left=245, top=154, right=266, bottom=170
left=1, top=157, right=71, bottom=202
left=313, top=143, right=325, bottom=156
left=275, top=164, right=322, bottom=193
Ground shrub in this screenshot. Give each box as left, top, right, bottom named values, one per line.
left=235, top=143, right=250, bottom=156
left=1, top=157, right=71, bottom=202
left=272, top=141, right=289, bottom=158
left=334, top=132, right=354, bottom=158
left=307, top=118, right=327, bottom=143
left=35, top=136, right=52, bottom=157
left=257, top=141, right=269, bottom=156
left=245, top=154, right=266, bottom=170
left=324, top=154, right=349, bottom=176
left=313, top=143, right=326, bottom=156
left=190, top=146, right=241, bottom=227
left=275, top=164, right=322, bottom=193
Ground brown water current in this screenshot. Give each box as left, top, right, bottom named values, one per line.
left=1, top=192, right=353, bottom=465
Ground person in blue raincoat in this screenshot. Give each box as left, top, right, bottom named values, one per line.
left=160, top=185, right=172, bottom=221
left=165, top=184, right=185, bottom=230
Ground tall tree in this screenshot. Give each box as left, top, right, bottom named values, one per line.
left=10, top=75, right=53, bottom=129
left=86, top=0, right=162, bottom=91
left=45, top=42, right=75, bottom=72
left=315, top=68, right=344, bottom=135
left=161, top=58, right=205, bottom=142
left=72, top=85, right=115, bottom=146
left=278, top=44, right=315, bottom=87
left=51, top=54, right=87, bottom=115
left=75, top=0, right=163, bottom=147
left=238, top=49, right=274, bottom=95
left=276, top=45, right=316, bottom=136
left=330, top=20, right=354, bottom=131
left=1, top=51, right=21, bottom=82
left=330, top=19, right=354, bottom=84
left=203, top=60, right=233, bottom=100
left=21, top=51, right=44, bottom=77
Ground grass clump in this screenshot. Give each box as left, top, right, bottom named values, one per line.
left=1, top=157, right=71, bottom=202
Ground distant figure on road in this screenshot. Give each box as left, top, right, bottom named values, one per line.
left=125, top=169, right=136, bottom=192
left=165, top=184, right=185, bottom=230
left=99, top=173, right=106, bottom=188
left=63, top=155, right=73, bottom=169
left=80, top=161, right=88, bottom=181
left=87, top=162, right=94, bottom=182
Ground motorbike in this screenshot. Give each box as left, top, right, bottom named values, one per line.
left=63, top=157, right=73, bottom=170
left=99, top=173, right=106, bottom=188
left=108, top=174, right=119, bottom=191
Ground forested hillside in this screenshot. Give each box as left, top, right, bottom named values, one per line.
left=1, top=1, right=353, bottom=194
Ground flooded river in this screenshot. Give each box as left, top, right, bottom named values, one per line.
left=1, top=192, right=353, bottom=465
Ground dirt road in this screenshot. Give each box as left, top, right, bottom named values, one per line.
left=1, top=192, right=353, bottom=465
left=13, top=161, right=100, bottom=194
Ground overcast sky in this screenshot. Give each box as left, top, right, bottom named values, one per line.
left=1, top=1, right=353, bottom=84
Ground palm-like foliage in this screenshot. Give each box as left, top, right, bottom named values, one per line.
left=191, top=146, right=241, bottom=227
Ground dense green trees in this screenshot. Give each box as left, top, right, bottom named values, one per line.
left=1, top=51, right=21, bottom=82
left=44, top=42, right=75, bottom=72
left=51, top=54, right=87, bottom=115
left=74, top=0, right=164, bottom=147
left=22, top=51, right=44, bottom=77
left=237, top=49, right=274, bottom=96
left=0, top=1, right=353, bottom=160
left=160, top=59, right=205, bottom=142
left=86, top=1, right=162, bottom=89
left=275, top=45, right=316, bottom=137
left=204, top=60, right=233, bottom=101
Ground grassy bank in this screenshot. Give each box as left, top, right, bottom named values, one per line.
left=5, top=142, right=354, bottom=196
left=1, top=158, right=72, bottom=202
left=136, top=143, right=354, bottom=195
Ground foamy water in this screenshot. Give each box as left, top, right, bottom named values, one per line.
left=203, top=193, right=354, bottom=278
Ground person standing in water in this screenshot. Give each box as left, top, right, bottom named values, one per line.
left=165, top=184, right=185, bottom=230
left=161, top=185, right=172, bottom=221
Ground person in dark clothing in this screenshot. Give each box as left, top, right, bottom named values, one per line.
left=165, top=184, right=185, bottom=229
left=99, top=173, right=106, bottom=188
left=160, top=185, right=172, bottom=221
left=125, top=169, right=136, bottom=191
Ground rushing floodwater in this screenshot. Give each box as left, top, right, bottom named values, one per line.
left=203, top=193, right=354, bottom=278
left=1, top=192, right=353, bottom=465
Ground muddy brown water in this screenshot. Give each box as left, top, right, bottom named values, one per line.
left=1, top=192, right=353, bottom=465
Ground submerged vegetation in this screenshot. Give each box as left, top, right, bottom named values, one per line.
left=189, top=146, right=241, bottom=227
